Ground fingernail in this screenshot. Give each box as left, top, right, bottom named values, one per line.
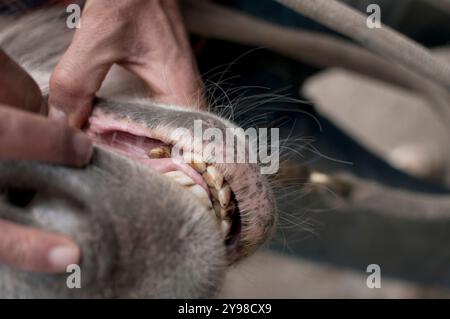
left=73, top=132, right=93, bottom=165
left=48, top=106, right=67, bottom=123
left=48, top=244, right=80, bottom=272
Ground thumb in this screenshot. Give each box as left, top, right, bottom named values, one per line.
left=49, top=45, right=114, bottom=128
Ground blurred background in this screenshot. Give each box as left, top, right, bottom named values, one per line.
left=191, top=0, right=450, bottom=298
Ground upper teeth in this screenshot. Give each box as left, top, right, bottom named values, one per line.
left=221, top=219, right=232, bottom=238
left=218, top=185, right=231, bottom=208
left=148, top=145, right=171, bottom=159
left=190, top=161, right=207, bottom=173
left=153, top=146, right=237, bottom=239
left=203, top=166, right=223, bottom=190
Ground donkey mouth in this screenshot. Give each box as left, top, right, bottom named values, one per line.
left=85, top=110, right=242, bottom=259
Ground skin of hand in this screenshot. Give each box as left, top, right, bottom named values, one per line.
left=0, top=50, right=92, bottom=273
left=49, top=0, right=206, bottom=128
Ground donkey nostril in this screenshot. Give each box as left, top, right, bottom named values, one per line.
left=5, top=188, right=37, bottom=208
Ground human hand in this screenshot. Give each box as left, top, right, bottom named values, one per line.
left=0, top=50, right=91, bottom=273
left=49, top=0, right=205, bottom=128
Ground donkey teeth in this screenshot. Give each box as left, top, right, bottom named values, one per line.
left=218, top=185, right=231, bottom=208
left=210, top=187, right=218, bottom=201
left=163, top=171, right=195, bottom=186
left=164, top=171, right=212, bottom=208
left=212, top=200, right=233, bottom=220
left=221, top=201, right=235, bottom=219
left=190, top=161, right=207, bottom=174
left=183, top=152, right=207, bottom=173
left=148, top=146, right=171, bottom=159
left=212, top=200, right=222, bottom=219
left=221, top=219, right=232, bottom=237
left=211, top=186, right=231, bottom=209
left=162, top=153, right=235, bottom=237
left=203, top=166, right=224, bottom=190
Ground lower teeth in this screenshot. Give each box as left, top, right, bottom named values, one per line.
left=152, top=147, right=237, bottom=238
left=221, top=219, right=232, bottom=238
